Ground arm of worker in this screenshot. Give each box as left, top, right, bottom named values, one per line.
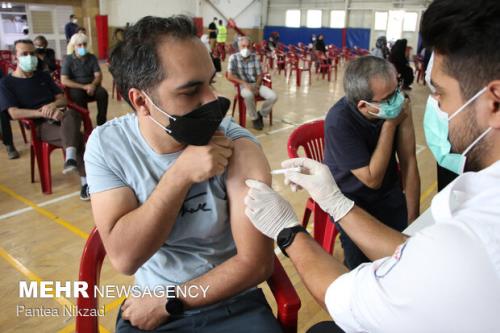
left=86, top=133, right=233, bottom=275
left=395, top=101, right=421, bottom=223
left=351, top=109, right=407, bottom=190
left=120, top=138, right=275, bottom=330
left=282, top=158, right=407, bottom=261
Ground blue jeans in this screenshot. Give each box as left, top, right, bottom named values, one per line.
left=116, top=288, right=282, bottom=333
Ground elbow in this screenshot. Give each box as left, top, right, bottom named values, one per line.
left=108, top=253, right=140, bottom=276
left=364, top=178, right=383, bottom=190
left=8, top=109, right=20, bottom=120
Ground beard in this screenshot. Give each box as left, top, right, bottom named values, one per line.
left=449, top=106, right=491, bottom=172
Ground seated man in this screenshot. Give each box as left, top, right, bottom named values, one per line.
left=227, top=36, right=277, bottom=130
left=0, top=68, right=20, bottom=159
left=85, top=15, right=280, bottom=333
left=324, top=56, right=420, bottom=269
left=0, top=39, right=89, bottom=199
left=61, top=32, right=108, bottom=126
left=34, top=35, right=57, bottom=74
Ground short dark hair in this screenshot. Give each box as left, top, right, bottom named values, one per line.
left=420, top=0, right=500, bottom=100
left=14, top=39, right=33, bottom=47
left=109, top=15, right=197, bottom=107
left=70, top=14, right=75, bottom=19
left=34, top=35, right=48, bottom=47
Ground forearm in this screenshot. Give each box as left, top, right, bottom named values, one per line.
left=367, top=124, right=398, bottom=185
left=105, top=165, right=193, bottom=274
left=8, top=107, right=43, bottom=120
left=53, top=95, right=67, bottom=108
left=178, top=254, right=272, bottom=309
left=338, top=206, right=408, bottom=261
left=255, top=74, right=262, bottom=87
left=61, top=76, right=85, bottom=89
left=403, top=159, right=421, bottom=223
left=286, top=233, right=348, bottom=308
left=91, top=74, right=102, bottom=86
left=227, top=73, right=247, bottom=86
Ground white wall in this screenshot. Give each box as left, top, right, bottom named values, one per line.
left=201, top=0, right=262, bottom=28
left=100, top=0, right=200, bottom=27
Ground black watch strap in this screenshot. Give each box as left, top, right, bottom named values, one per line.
left=165, top=296, right=184, bottom=316
left=277, top=225, right=308, bottom=257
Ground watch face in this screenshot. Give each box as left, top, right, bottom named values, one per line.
left=166, top=298, right=183, bottom=316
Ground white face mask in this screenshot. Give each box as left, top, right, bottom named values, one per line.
left=240, top=48, right=250, bottom=58
left=72, top=18, right=78, bottom=24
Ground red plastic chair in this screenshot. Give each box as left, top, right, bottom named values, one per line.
left=21, top=103, right=93, bottom=194
left=287, top=120, right=338, bottom=253
left=76, top=227, right=301, bottom=333
left=225, top=72, right=274, bottom=128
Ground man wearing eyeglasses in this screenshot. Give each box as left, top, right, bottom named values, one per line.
left=323, top=56, right=420, bottom=270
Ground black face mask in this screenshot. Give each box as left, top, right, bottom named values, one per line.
left=147, top=95, right=230, bottom=146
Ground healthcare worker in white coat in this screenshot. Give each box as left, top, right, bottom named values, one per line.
left=243, top=0, right=500, bottom=332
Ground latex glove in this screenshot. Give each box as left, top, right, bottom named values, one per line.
left=282, top=158, right=354, bottom=221
left=244, top=179, right=300, bottom=240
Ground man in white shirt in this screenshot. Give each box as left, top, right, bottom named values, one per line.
left=243, top=0, right=500, bottom=331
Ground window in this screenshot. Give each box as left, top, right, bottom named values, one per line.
left=285, top=9, right=301, bottom=28
left=330, top=10, right=345, bottom=28
left=403, top=12, right=418, bottom=32
left=306, top=10, right=322, bottom=28
left=374, top=11, right=388, bottom=31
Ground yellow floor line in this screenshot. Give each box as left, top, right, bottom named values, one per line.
left=0, top=246, right=73, bottom=308
left=0, top=246, right=111, bottom=333
left=104, top=295, right=126, bottom=313
left=420, top=181, right=437, bottom=204
left=0, top=183, right=88, bottom=240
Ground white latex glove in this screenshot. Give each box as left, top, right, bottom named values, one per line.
left=282, top=158, right=354, bottom=222
left=244, top=179, right=300, bottom=240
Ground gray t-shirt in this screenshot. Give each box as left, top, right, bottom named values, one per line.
left=84, top=113, right=258, bottom=288
left=61, top=53, right=101, bottom=84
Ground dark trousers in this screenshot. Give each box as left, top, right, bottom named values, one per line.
left=307, top=321, right=345, bottom=333
left=337, top=187, right=408, bottom=270
left=1, top=110, right=14, bottom=146
left=37, top=108, right=85, bottom=176
left=116, top=289, right=282, bottom=333
left=68, top=86, right=108, bottom=126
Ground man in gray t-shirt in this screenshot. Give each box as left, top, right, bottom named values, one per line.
left=61, top=32, right=108, bottom=125
left=84, top=16, right=281, bottom=333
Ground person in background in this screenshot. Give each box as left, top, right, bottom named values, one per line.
left=216, top=19, right=227, bottom=61
left=34, top=35, right=57, bottom=73
left=62, top=33, right=108, bottom=126
left=371, top=36, right=389, bottom=60
left=315, top=34, right=326, bottom=54
left=389, top=39, right=414, bottom=90
left=0, top=66, right=19, bottom=159
left=208, top=17, right=217, bottom=52
left=0, top=39, right=88, bottom=199
left=114, top=28, right=125, bottom=43
left=64, top=14, right=79, bottom=42
left=324, top=56, right=420, bottom=269
left=227, top=36, right=278, bottom=131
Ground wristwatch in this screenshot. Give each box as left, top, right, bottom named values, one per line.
left=165, top=296, right=184, bottom=316
left=277, top=225, right=308, bottom=257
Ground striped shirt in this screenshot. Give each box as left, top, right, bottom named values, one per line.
left=228, top=52, right=262, bottom=83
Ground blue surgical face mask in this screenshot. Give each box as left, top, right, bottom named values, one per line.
left=364, top=89, right=405, bottom=119
left=18, top=55, right=38, bottom=72
left=423, top=87, right=492, bottom=175
left=77, top=47, right=87, bottom=56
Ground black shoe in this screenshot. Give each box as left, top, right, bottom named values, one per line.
left=63, top=159, right=78, bottom=174
left=6, top=145, right=19, bottom=159
left=80, top=184, right=90, bottom=201
left=252, top=117, right=264, bottom=130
